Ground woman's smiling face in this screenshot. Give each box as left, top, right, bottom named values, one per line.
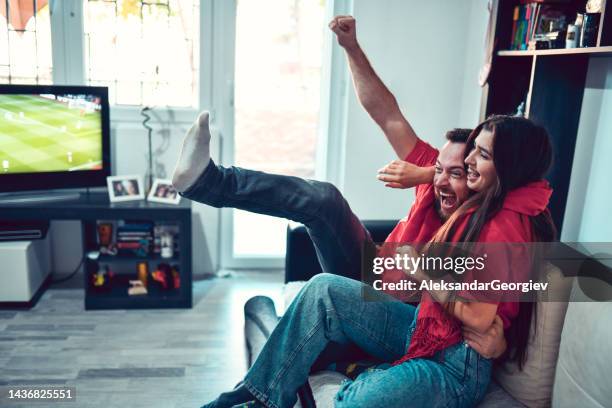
left=465, top=129, right=497, bottom=192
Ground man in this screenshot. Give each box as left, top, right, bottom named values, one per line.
left=172, top=17, right=505, bottom=359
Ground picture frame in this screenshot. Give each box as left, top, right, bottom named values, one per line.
left=147, top=178, right=181, bottom=205
left=106, top=175, right=145, bottom=202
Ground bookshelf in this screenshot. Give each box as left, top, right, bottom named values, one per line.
left=481, top=0, right=611, bottom=231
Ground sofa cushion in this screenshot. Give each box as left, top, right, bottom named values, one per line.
left=551, top=279, right=612, bottom=408
left=477, top=382, right=526, bottom=408
left=493, top=263, right=573, bottom=408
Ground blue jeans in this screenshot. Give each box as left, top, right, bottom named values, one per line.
left=244, top=274, right=492, bottom=408
left=180, top=160, right=374, bottom=277
left=181, top=162, right=492, bottom=407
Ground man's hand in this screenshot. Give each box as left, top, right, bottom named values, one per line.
left=377, top=160, right=435, bottom=189
left=463, top=315, right=507, bottom=359
left=329, top=15, right=358, bottom=51
left=396, top=245, right=427, bottom=281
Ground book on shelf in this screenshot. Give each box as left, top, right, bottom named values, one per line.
left=511, top=3, right=542, bottom=50
left=116, top=242, right=145, bottom=250
left=117, top=235, right=153, bottom=242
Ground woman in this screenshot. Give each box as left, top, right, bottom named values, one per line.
left=182, top=114, right=555, bottom=408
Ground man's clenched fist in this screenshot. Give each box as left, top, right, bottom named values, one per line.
left=329, top=15, right=358, bottom=50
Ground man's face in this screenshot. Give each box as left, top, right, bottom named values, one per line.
left=433, top=141, right=470, bottom=220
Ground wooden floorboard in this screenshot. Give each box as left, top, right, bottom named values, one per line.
left=0, top=271, right=284, bottom=408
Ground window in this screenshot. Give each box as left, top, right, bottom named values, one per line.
left=0, top=0, right=52, bottom=84
left=83, top=0, right=199, bottom=107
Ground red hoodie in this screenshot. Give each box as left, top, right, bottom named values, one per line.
left=394, top=180, right=553, bottom=364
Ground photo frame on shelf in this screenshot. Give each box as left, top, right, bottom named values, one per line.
left=147, top=178, right=181, bottom=205
left=106, top=175, right=145, bottom=202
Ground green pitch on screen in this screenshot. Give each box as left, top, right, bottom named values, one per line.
left=0, top=94, right=103, bottom=174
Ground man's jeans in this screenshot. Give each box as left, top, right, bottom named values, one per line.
left=180, top=160, right=374, bottom=277
left=243, top=274, right=492, bottom=408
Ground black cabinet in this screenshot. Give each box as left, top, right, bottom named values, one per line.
left=0, top=192, right=192, bottom=309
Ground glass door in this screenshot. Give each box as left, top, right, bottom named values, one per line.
left=222, top=0, right=327, bottom=268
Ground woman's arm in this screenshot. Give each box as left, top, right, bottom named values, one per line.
left=423, top=279, right=498, bottom=333
left=451, top=302, right=498, bottom=334
left=398, top=245, right=498, bottom=333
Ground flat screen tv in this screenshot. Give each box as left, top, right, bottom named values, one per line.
left=0, top=84, right=111, bottom=193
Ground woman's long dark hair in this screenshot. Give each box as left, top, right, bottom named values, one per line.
left=431, top=115, right=557, bottom=369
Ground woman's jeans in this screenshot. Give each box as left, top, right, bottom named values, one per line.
left=243, top=274, right=492, bottom=408
left=180, top=160, right=374, bottom=277
left=180, top=162, right=492, bottom=407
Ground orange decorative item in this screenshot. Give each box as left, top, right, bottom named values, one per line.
left=97, top=223, right=113, bottom=247
left=137, top=261, right=148, bottom=286
left=172, top=265, right=180, bottom=289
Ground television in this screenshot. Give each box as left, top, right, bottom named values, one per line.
left=0, top=84, right=111, bottom=194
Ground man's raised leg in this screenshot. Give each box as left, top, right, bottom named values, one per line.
left=172, top=112, right=374, bottom=277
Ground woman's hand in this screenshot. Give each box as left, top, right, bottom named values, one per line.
left=463, top=315, right=507, bottom=359
left=377, top=161, right=434, bottom=189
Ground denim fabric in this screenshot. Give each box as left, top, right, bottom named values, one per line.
left=180, top=159, right=374, bottom=278
left=242, top=274, right=492, bottom=408
left=334, top=340, right=492, bottom=408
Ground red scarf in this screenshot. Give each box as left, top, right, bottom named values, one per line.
left=393, top=180, right=552, bottom=365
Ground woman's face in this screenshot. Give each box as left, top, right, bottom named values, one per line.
left=465, top=129, right=497, bottom=192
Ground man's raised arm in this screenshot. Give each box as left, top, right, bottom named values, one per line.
left=329, top=15, right=419, bottom=159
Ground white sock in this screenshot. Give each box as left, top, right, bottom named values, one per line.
left=172, top=112, right=212, bottom=192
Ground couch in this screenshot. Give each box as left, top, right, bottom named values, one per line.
left=244, top=222, right=612, bottom=408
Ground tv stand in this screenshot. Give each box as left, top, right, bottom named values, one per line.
left=0, top=192, right=192, bottom=310
left=0, top=191, right=82, bottom=205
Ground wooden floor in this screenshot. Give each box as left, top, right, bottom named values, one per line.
left=0, top=271, right=284, bottom=408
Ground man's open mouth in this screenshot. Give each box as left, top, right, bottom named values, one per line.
left=439, top=192, right=457, bottom=210
left=467, top=167, right=480, bottom=183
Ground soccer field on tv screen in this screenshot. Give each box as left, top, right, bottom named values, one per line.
left=0, top=93, right=103, bottom=174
